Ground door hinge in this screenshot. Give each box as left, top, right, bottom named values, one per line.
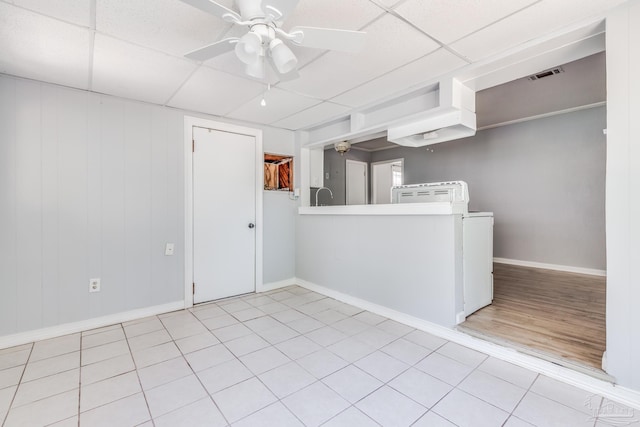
left=192, top=140, right=195, bottom=152
left=192, top=282, right=195, bottom=295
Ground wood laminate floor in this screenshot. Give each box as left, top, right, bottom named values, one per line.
left=460, top=263, right=606, bottom=370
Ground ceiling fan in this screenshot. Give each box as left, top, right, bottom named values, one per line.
left=180, top=0, right=366, bottom=80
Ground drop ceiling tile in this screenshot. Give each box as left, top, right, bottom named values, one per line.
left=450, top=0, right=627, bottom=62
left=332, top=48, right=468, bottom=108
left=283, top=0, right=385, bottom=69
left=371, top=0, right=404, bottom=8
left=96, top=0, right=233, bottom=57
left=395, top=0, right=539, bottom=44
left=278, top=13, right=440, bottom=100
left=6, top=0, right=91, bottom=26
left=282, top=0, right=384, bottom=31
left=272, top=101, right=351, bottom=130
left=0, top=3, right=90, bottom=89
left=92, top=34, right=197, bottom=105
left=168, top=66, right=266, bottom=117
left=226, top=87, right=321, bottom=125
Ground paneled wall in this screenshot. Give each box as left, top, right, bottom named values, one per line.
left=0, top=75, right=296, bottom=337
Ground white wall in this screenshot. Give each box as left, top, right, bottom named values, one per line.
left=605, top=0, right=640, bottom=390
left=261, top=127, right=298, bottom=284
left=0, top=75, right=296, bottom=338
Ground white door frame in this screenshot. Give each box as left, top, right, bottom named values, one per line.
left=345, top=159, right=369, bottom=205
left=371, top=158, right=404, bottom=204
left=184, top=116, right=263, bottom=308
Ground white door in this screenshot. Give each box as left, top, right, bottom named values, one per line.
left=372, top=160, right=403, bottom=204
left=346, top=160, right=368, bottom=205
left=193, top=127, right=256, bottom=303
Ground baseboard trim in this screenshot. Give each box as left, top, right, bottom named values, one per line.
left=259, top=277, right=297, bottom=293
left=295, top=278, right=640, bottom=410
left=493, top=257, right=606, bottom=277
left=0, top=301, right=184, bottom=350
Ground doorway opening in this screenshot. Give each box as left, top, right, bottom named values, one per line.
left=372, top=159, right=403, bottom=204
left=346, top=159, right=368, bottom=205
left=458, top=263, right=607, bottom=376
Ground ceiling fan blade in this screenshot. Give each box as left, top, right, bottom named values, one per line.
left=289, top=26, right=366, bottom=53
left=180, top=0, right=241, bottom=22
left=262, top=0, right=300, bottom=21
left=185, top=38, right=238, bottom=61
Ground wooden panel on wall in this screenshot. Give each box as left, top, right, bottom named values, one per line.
left=151, top=107, right=170, bottom=306
left=15, top=79, right=43, bottom=332
left=100, top=96, right=127, bottom=316
left=41, top=84, right=61, bottom=327
left=57, top=87, right=90, bottom=324
left=0, top=77, right=17, bottom=335
left=165, top=109, right=183, bottom=301
left=123, top=102, right=152, bottom=310
left=86, top=93, right=103, bottom=317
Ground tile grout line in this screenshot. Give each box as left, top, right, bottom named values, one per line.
left=1, top=342, right=33, bottom=426
left=77, top=332, right=83, bottom=427
left=198, top=299, right=306, bottom=427
left=122, top=320, right=155, bottom=426
left=158, top=310, right=232, bottom=427
left=504, top=372, right=540, bottom=426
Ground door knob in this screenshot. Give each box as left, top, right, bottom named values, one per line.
left=248, top=223, right=255, bottom=229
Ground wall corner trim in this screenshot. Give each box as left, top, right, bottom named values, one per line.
left=0, top=301, right=184, bottom=350
left=259, top=277, right=298, bottom=293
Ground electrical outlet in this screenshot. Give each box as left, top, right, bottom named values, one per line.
left=165, top=243, right=174, bottom=256
left=89, top=278, right=101, bottom=293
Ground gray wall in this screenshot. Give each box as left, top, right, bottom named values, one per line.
left=477, top=52, right=606, bottom=128
left=322, top=148, right=372, bottom=205
left=371, top=106, right=606, bottom=270
left=0, top=75, right=296, bottom=336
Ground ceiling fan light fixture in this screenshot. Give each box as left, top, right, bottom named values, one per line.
left=245, top=56, right=265, bottom=79
left=334, top=140, right=351, bottom=155
left=269, top=39, right=298, bottom=75
left=235, top=31, right=262, bottom=65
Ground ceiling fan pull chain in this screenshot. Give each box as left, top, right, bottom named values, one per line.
left=260, top=83, right=271, bottom=107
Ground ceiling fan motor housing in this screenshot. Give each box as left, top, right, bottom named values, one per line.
left=236, top=0, right=265, bottom=19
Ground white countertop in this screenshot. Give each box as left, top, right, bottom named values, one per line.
left=298, top=203, right=468, bottom=215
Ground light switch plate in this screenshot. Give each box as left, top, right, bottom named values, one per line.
left=165, top=243, right=174, bottom=256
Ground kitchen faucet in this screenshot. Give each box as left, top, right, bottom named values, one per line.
left=315, top=187, right=333, bottom=206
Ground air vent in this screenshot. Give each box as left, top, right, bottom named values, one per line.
left=417, top=191, right=431, bottom=196
left=528, top=67, right=564, bottom=81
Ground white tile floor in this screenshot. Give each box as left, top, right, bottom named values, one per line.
left=0, top=286, right=638, bottom=427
